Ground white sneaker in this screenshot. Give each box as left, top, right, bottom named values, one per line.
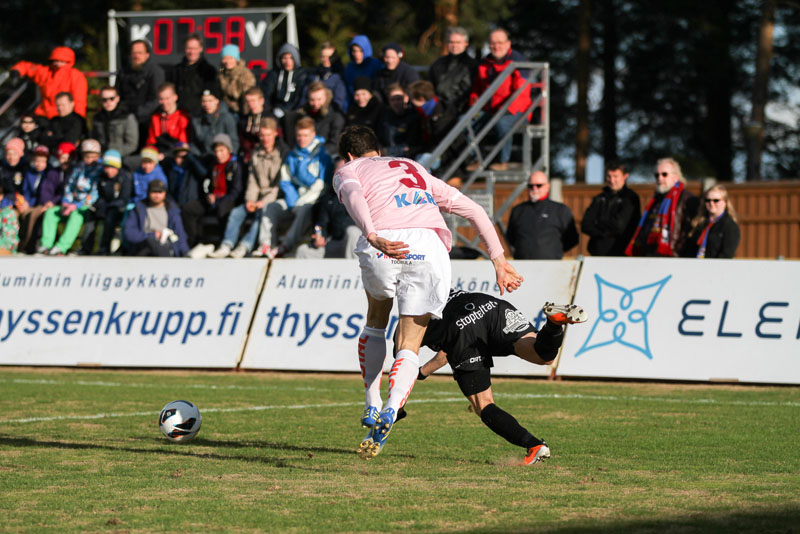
left=188, top=243, right=215, bottom=259
left=208, top=243, right=232, bottom=258
left=48, top=246, right=64, bottom=256
left=251, top=243, right=271, bottom=257
left=230, top=244, right=248, bottom=259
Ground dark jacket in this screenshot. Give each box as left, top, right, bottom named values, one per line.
left=170, top=55, right=219, bottom=117
left=202, top=157, right=244, bottom=217
left=581, top=185, right=641, bottom=256
left=304, top=66, right=348, bottom=113
left=90, top=106, right=139, bottom=157
left=680, top=211, right=740, bottom=259
left=162, top=153, right=206, bottom=207
left=45, top=112, right=86, bottom=151
left=631, top=188, right=699, bottom=257
left=38, top=167, right=67, bottom=205
left=372, top=61, right=419, bottom=103
left=190, top=104, right=240, bottom=157
left=0, top=159, right=26, bottom=197
left=313, top=187, right=356, bottom=241
left=124, top=197, right=189, bottom=256
left=506, top=198, right=579, bottom=259
left=95, top=168, right=133, bottom=218
left=430, top=51, right=478, bottom=117
left=260, top=44, right=309, bottom=117
left=344, top=36, right=383, bottom=98
left=116, top=56, right=166, bottom=126
left=16, top=122, right=47, bottom=157
left=377, top=106, right=422, bottom=158
left=346, top=96, right=383, bottom=132
left=285, top=104, right=345, bottom=158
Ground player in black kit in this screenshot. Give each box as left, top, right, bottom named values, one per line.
left=416, top=290, right=586, bottom=465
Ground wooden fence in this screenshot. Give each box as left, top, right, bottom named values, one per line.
left=463, top=180, right=800, bottom=259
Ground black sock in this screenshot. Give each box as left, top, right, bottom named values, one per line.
left=480, top=403, right=541, bottom=449
left=534, top=321, right=563, bottom=362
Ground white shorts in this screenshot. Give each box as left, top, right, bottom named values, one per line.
left=356, top=228, right=451, bottom=319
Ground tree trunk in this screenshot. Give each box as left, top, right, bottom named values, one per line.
left=575, top=0, right=592, bottom=183
left=746, top=0, right=776, bottom=181
left=600, top=0, right=618, bottom=165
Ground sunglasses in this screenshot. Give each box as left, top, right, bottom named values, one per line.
left=654, top=172, right=670, bottom=178
left=527, top=183, right=547, bottom=189
left=101, top=97, right=117, bottom=102
left=705, top=198, right=723, bottom=204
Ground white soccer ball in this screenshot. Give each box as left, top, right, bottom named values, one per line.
left=159, top=400, right=202, bottom=442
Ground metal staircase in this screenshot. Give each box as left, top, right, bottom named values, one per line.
left=426, top=61, right=550, bottom=254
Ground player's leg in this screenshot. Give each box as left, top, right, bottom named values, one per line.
left=456, top=368, right=550, bottom=465
left=515, top=303, right=588, bottom=365
left=359, top=292, right=393, bottom=427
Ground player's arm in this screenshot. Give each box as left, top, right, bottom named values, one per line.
left=336, top=174, right=409, bottom=259
left=419, top=350, right=449, bottom=379
left=432, top=179, right=523, bottom=294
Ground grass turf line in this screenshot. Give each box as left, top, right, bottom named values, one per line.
left=0, top=367, right=798, bottom=533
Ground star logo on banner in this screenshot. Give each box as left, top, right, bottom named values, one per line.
left=575, top=274, right=671, bottom=360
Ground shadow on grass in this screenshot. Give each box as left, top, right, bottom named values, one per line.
left=459, top=508, right=800, bottom=534
left=0, top=434, right=363, bottom=470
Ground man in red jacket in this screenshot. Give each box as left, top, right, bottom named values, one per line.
left=10, top=46, right=88, bottom=119
left=146, top=83, right=191, bottom=155
left=469, top=29, right=531, bottom=171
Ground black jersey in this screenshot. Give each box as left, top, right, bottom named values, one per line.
left=421, top=291, right=537, bottom=371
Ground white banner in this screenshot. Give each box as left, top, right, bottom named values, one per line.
left=240, top=259, right=580, bottom=376
left=0, top=258, right=267, bottom=368
left=558, top=257, right=800, bottom=384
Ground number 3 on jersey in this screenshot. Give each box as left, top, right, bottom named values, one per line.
left=389, top=160, right=427, bottom=190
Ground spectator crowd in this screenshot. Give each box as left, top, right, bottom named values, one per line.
left=0, top=28, right=740, bottom=259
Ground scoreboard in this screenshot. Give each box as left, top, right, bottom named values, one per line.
left=108, top=7, right=299, bottom=80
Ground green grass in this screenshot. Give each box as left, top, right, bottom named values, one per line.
left=0, top=367, right=798, bottom=533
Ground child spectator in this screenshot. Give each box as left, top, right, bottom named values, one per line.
left=377, top=84, right=422, bottom=158
left=162, top=142, right=205, bottom=208
left=260, top=43, right=309, bottom=119
left=191, top=87, right=239, bottom=159
left=183, top=134, right=243, bottom=257
left=132, top=146, right=168, bottom=204
left=39, top=139, right=102, bottom=255
left=94, top=150, right=133, bottom=255
left=124, top=179, right=189, bottom=257
left=0, top=138, right=27, bottom=199
left=16, top=115, right=45, bottom=157
left=344, top=35, right=382, bottom=100
left=345, top=76, right=383, bottom=132
left=146, top=83, right=191, bottom=155
left=19, top=143, right=72, bottom=252
left=373, top=43, right=419, bottom=103
left=16, top=146, right=52, bottom=251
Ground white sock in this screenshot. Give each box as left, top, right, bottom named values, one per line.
left=358, top=327, right=386, bottom=409
left=384, top=349, right=420, bottom=414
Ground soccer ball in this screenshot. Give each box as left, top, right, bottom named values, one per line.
left=159, top=400, right=202, bottom=442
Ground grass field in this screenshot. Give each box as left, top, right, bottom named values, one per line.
left=0, top=367, right=798, bottom=534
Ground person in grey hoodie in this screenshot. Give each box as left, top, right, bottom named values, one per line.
left=259, top=43, right=309, bottom=120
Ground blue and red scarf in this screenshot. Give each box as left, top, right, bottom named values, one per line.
left=625, top=181, right=684, bottom=257
left=695, top=212, right=724, bottom=258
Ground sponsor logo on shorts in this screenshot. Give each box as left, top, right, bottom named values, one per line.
left=502, top=309, right=531, bottom=334
left=394, top=191, right=438, bottom=208
left=455, top=300, right=499, bottom=329
left=375, top=252, right=427, bottom=263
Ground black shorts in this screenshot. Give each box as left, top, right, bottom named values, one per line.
left=453, top=366, right=491, bottom=397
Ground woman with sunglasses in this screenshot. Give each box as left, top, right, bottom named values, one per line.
left=680, top=184, right=740, bottom=258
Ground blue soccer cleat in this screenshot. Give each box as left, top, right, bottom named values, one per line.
left=361, top=406, right=379, bottom=428
left=357, top=407, right=395, bottom=460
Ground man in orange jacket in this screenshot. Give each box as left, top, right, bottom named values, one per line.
left=10, top=46, right=88, bottom=119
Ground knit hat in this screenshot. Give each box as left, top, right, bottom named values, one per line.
left=147, top=179, right=167, bottom=193
left=57, top=142, right=76, bottom=157
left=32, top=145, right=50, bottom=158
left=212, top=133, right=233, bottom=152
left=4, top=137, right=25, bottom=156
left=201, top=85, right=222, bottom=100
left=382, top=43, right=404, bottom=57
left=80, top=138, right=102, bottom=154
left=140, top=146, right=159, bottom=162
left=353, top=76, right=372, bottom=93
left=173, top=142, right=190, bottom=154
left=102, top=149, right=122, bottom=169
left=221, top=44, right=240, bottom=61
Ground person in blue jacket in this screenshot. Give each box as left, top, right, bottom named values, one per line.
left=124, top=178, right=189, bottom=257
left=344, top=35, right=382, bottom=101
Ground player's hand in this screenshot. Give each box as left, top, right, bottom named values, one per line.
left=492, top=256, right=523, bottom=295
left=367, top=232, right=409, bottom=259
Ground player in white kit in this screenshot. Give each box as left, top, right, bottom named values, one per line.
left=333, top=125, right=523, bottom=459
